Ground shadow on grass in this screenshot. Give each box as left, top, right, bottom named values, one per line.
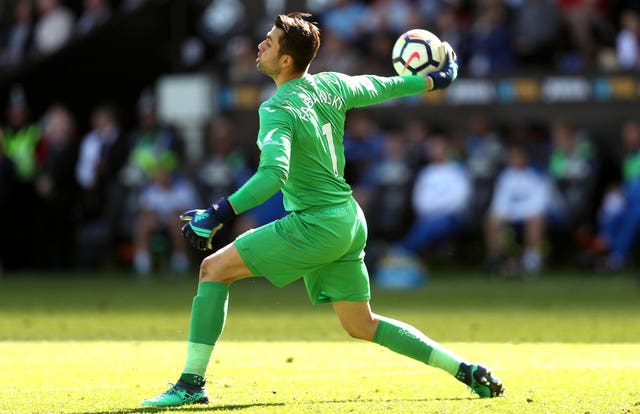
left=70, top=396, right=477, bottom=414
left=312, top=396, right=476, bottom=404
left=70, top=402, right=286, bottom=414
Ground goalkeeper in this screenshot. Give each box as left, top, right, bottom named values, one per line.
left=142, top=12, right=504, bottom=407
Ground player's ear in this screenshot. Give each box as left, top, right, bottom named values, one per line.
left=280, top=54, right=294, bottom=71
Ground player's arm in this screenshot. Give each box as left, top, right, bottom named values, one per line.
left=341, top=42, right=458, bottom=108
left=180, top=113, right=291, bottom=251
left=227, top=135, right=290, bottom=214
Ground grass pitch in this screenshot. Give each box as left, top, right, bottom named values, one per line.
left=1, top=270, right=639, bottom=413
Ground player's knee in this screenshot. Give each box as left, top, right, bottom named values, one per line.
left=340, top=320, right=376, bottom=341
left=199, top=255, right=232, bottom=284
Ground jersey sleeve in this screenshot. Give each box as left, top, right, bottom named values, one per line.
left=336, top=74, right=427, bottom=109
left=228, top=107, right=292, bottom=214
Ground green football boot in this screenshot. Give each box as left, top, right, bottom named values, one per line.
left=141, top=379, right=209, bottom=407
left=455, top=363, right=505, bottom=398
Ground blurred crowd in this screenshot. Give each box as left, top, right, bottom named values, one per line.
left=2, top=84, right=640, bottom=281
left=1, top=0, right=640, bottom=75
left=0, top=86, right=292, bottom=276
left=2, top=0, right=640, bottom=280
left=0, top=0, right=152, bottom=72
left=216, top=0, right=640, bottom=88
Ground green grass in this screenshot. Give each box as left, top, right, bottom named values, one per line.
left=1, top=271, right=639, bottom=413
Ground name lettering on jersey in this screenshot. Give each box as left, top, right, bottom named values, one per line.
left=279, top=90, right=344, bottom=121
left=298, top=90, right=344, bottom=111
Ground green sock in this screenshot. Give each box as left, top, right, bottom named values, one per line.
left=180, top=281, right=229, bottom=386
left=373, top=317, right=466, bottom=377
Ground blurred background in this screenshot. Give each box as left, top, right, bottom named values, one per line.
left=1, top=0, right=639, bottom=285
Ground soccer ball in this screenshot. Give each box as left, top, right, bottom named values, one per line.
left=392, top=29, right=445, bottom=76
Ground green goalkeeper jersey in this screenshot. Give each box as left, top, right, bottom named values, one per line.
left=228, top=72, right=426, bottom=213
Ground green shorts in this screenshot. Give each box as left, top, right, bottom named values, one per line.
left=234, top=198, right=371, bottom=304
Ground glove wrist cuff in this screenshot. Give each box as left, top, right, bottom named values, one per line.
left=428, top=71, right=451, bottom=91
left=211, top=197, right=235, bottom=223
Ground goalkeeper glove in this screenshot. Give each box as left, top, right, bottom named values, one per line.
left=428, top=41, right=458, bottom=91
left=180, top=197, right=235, bottom=251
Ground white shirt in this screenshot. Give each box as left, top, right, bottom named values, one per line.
left=75, top=128, right=118, bottom=189
left=617, top=29, right=639, bottom=70
left=490, top=167, right=550, bottom=221
left=139, top=177, right=200, bottom=219
left=412, top=162, right=470, bottom=217
left=33, top=7, right=74, bottom=54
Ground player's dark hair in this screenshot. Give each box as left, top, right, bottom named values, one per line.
left=274, top=12, right=320, bottom=74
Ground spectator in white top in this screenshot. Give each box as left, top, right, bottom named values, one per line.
left=133, top=164, right=201, bottom=278
left=33, top=0, right=74, bottom=55
left=376, top=134, right=470, bottom=289
left=485, top=143, right=550, bottom=275
left=616, top=9, right=640, bottom=71
left=397, top=134, right=471, bottom=255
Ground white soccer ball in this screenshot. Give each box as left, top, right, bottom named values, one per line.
left=391, top=29, right=445, bottom=76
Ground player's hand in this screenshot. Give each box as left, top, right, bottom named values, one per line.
left=428, top=41, right=458, bottom=91
left=180, top=198, right=235, bottom=251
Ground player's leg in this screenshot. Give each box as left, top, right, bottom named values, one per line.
left=143, top=210, right=333, bottom=407
left=167, top=212, right=190, bottom=275
left=484, top=213, right=507, bottom=272
left=141, top=242, right=254, bottom=407
left=332, top=300, right=505, bottom=398
left=522, top=214, right=545, bottom=274
left=132, top=208, right=158, bottom=276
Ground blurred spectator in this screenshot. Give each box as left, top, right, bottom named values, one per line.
left=114, top=90, right=185, bottom=249
left=33, top=0, right=74, bottom=55
left=435, top=5, right=469, bottom=69
left=546, top=120, right=597, bottom=232
left=0, top=128, right=19, bottom=270
left=616, top=9, right=640, bottom=70
left=359, top=129, right=415, bottom=241
left=513, top=0, right=560, bottom=67
left=358, top=29, right=397, bottom=76
left=590, top=120, right=640, bottom=270
left=397, top=133, right=471, bottom=253
left=0, top=0, right=34, bottom=71
left=343, top=111, right=384, bottom=189
left=376, top=134, right=470, bottom=288
left=485, top=143, right=550, bottom=276
left=312, top=30, right=360, bottom=74
left=76, top=0, right=112, bottom=36
left=133, top=166, right=200, bottom=277
left=463, top=114, right=504, bottom=222
left=0, top=129, right=16, bottom=209
left=120, top=90, right=184, bottom=189
left=362, top=0, right=413, bottom=36
left=319, top=0, right=368, bottom=43
left=556, top=2, right=616, bottom=71
left=2, top=87, right=41, bottom=183
left=121, top=0, right=147, bottom=12
left=194, top=116, right=252, bottom=247
left=466, top=0, right=514, bottom=76
left=517, top=121, right=551, bottom=170
left=418, top=0, right=452, bottom=27
left=223, top=36, right=265, bottom=85
left=195, top=117, right=251, bottom=202
left=34, top=103, right=79, bottom=268
left=1, top=87, right=40, bottom=269
left=403, top=118, right=430, bottom=167
left=75, top=104, right=129, bottom=267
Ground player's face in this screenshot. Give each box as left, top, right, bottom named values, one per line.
left=256, top=27, right=284, bottom=77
